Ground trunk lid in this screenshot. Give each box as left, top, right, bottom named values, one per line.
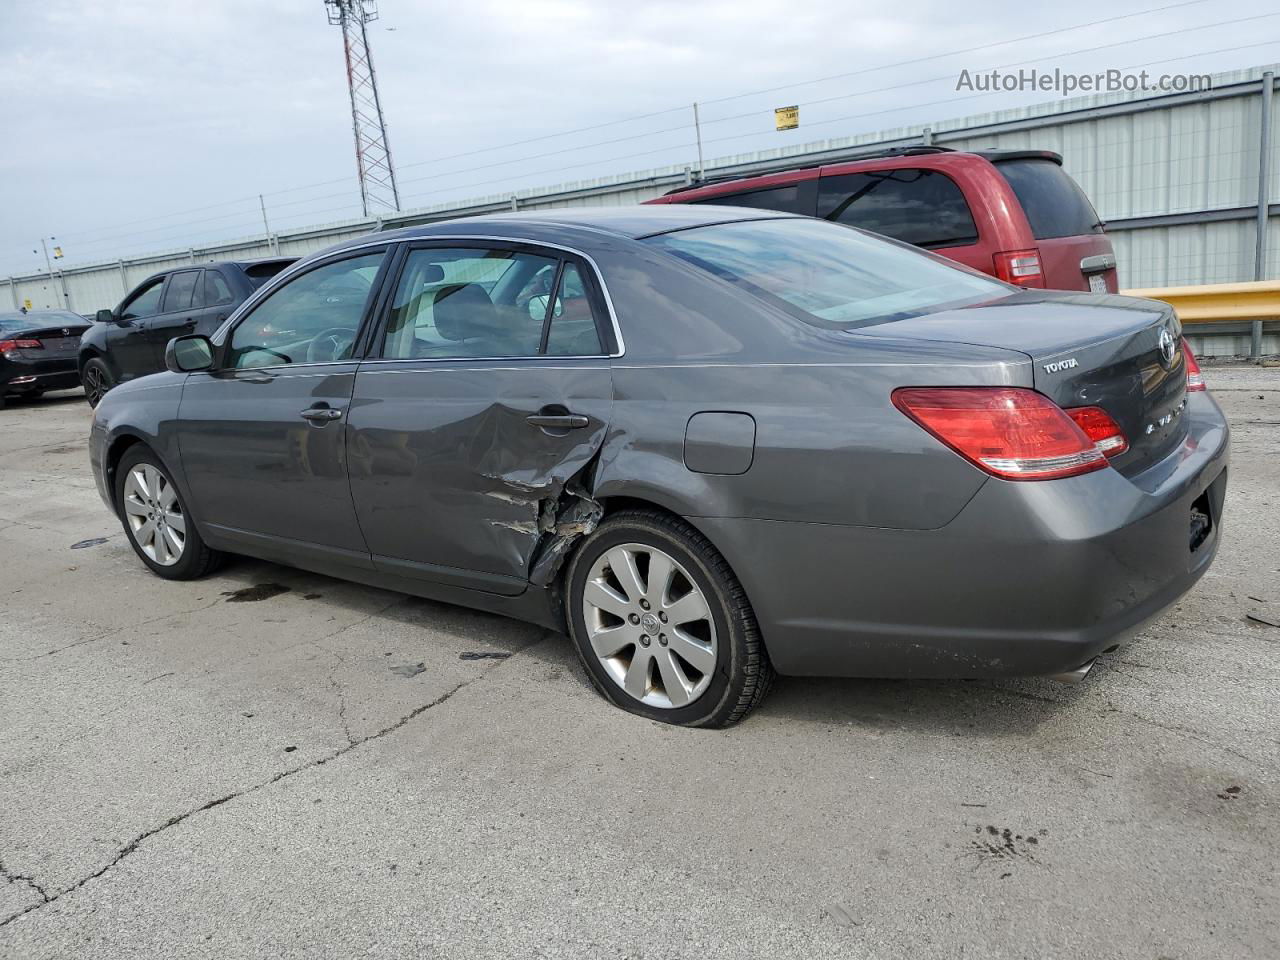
left=10, top=325, right=87, bottom=360
left=852, top=292, right=1188, bottom=476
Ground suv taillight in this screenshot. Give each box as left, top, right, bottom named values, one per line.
left=993, top=249, right=1045, bottom=287
left=0, top=338, right=41, bottom=356
left=1066, top=406, right=1128, bottom=458
left=892, top=387, right=1108, bottom=481
left=1182, top=340, right=1206, bottom=392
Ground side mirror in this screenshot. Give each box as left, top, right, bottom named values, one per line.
left=166, top=335, right=214, bottom=373
left=95, top=308, right=114, bottom=324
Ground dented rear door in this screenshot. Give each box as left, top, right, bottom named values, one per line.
left=345, top=242, right=613, bottom=596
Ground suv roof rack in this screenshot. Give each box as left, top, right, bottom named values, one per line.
left=663, top=145, right=957, bottom=196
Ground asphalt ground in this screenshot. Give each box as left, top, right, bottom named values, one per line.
left=1, top=364, right=1277, bottom=959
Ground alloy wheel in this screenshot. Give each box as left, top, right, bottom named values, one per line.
left=122, top=464, right=186, bottom=566
left=85, top=366, right=106, bottom=406
left=581, top=543, right=718, bottom=709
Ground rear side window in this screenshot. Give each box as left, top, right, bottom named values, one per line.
left=687, top=184, right=812, bottom=215
left=995, top=159, right=1103, bottom=239
left=817, top=169, right=978, bottom=248
left=162, top=271, right=200, bottom=313
left=205, top=271, right=236, bottom=306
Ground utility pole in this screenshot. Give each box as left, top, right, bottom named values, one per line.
left=692, top=102, right=705, bottom=182
left=37, top=237, right=69, bottom=309
left=324, top=0, right=401, bottom=218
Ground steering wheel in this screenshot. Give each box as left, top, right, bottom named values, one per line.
left=307, top=326, right=358, bottom=363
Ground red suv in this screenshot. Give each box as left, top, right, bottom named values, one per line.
left=647, top=147, right=1118, bottom=293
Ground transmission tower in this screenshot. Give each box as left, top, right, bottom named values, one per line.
left=324, top=0, right=401, bottom=217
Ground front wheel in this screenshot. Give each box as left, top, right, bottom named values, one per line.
left=82, top=358, right=113, bottom=408
left=565, top=509, right=774, bottom=727
left=114, top=446, right=223, bottom=580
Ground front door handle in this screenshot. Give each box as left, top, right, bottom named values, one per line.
left=526, top=413, right=589, bottom=430
left=300, top=406, right=343, bottom=422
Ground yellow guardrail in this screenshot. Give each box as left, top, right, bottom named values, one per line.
left=1120, top=280, right=1280, bottom=325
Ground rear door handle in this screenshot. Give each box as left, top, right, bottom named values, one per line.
left=300, top=406, right=343, bottom=422
left=526, top=413, right=589, bottom=430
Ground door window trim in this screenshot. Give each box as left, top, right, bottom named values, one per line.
left=363, top=238, right=620, bottom=364
left=213, top=245, right=395, bottom=371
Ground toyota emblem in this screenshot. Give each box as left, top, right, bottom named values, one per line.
left=1158, top=328, right=1176, bottom=367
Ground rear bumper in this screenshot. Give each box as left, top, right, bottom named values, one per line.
left=698, top=391, right=1230, bottom=678
left=1, top=360, right=81, bottom=394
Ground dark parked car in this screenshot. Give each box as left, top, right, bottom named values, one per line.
left=78, top=257, right=295, bottom=406
left=89, top=207, right=1226, bottom=726
left=648, top=146, right=1119, bottom=293
left=0, top=309, right=90, bottom=408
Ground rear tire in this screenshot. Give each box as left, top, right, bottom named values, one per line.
left=115, top=445, right=223, bottom=580
left=565, top=508, right=774, bottom=727
left=82, top=358, right=113, bottom=408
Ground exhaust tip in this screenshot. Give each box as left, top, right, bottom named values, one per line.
left=1049, top=658, right=1097, bottom=685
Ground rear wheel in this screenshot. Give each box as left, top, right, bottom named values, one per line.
left=565, top=509, right=774, bottom=727
left=114, top=446, right=222, bottom=580
left=82, top=358, right=113, bottom=408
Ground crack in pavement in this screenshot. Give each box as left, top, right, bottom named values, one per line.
left=0, top=629, right=551, bottom=931
left=0, top=861, right=50, bottom=907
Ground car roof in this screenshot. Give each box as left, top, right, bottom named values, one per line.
left=364, top=205, right=795, bottom=248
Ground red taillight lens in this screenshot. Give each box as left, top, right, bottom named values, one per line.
left=993, top=249, right=1045, bottom=287
left=1066, top=406, right=1128, bottom=458
left=1182, top=340, right=1205, bottom=392
left=892, top=386, right=1108, bottom=481
left=0, top=338, right=41, bottom=356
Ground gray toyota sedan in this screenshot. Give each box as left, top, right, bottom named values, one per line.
left=88, top=206, right=1228, bottom=726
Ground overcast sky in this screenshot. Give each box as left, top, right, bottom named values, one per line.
left=1, top=0, right=1276, bottom=275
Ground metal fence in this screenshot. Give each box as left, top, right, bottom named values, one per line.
left=6, top=63, right=1278, bottom=354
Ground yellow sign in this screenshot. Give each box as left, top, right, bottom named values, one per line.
left=53, top=246, right=64, bottom=259
left=22, top=298, right=32, bottom=310
left=775, top=105, right=799, bottom=131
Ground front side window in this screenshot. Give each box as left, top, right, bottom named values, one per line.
left=226, top=252, right=384, bottom=368
left=380, top=247, right=601, bottom=359
left=645, top=217, right=1006, bottom=329
left=817, top=169, right=978, bottom=248
left=121, top=279, right=165, bottom=320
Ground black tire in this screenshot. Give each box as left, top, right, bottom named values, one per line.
left=564, top=508, right=775, bottom=727
left=114, top=445, right=223, bottom=580
left=82, top=358, right=113, bottom=408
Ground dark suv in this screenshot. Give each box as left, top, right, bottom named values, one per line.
left=79, top=258, right=295, bottom=406
left=647, top=147, right=1118, bottom=293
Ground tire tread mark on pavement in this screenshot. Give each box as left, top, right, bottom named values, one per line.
left=0, top=629, right=552, bottom=930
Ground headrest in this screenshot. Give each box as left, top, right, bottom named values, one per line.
left=433, top=283, right=495, bottom=341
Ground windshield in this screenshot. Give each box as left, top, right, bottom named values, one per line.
left=644, top=217, right=1007, bottom=328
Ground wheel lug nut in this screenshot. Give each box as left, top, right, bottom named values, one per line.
left=639, top=636, right=650, bottom=647
left=658, top=611, right=667, bottom=622
left=658, top=634, right=667, bottom=646
left=629, top=613, right=640, bottom=624
left=640, top=599, right=650, bottom=610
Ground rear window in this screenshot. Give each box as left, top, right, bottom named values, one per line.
left=243, top=260, right=295, bottom=288
left=995, top=159, right=1103, bottom=239
left=687, top=184, right=811, bottom=215
left=645, top=217, right=1005, bottom=329
left=817, top=169, right=978, bottom=248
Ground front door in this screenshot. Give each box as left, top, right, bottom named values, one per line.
left=111, top=275, right=167, bottom=381
left=178, top=247, right=391, bottom=564
left=346, top=242, right=614, bottom=594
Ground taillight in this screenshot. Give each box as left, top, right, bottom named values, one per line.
left=0, top=338, right=41, bottom=356
left=1066, top=406, right=1128, bottom=458
left=1182, top=340, right=1205, bottom=392
left=993, top=249, right=1045, bottom=287
left=892, top=386, right=1107, bottom=481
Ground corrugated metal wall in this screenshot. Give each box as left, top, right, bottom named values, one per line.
left=7, top=64, right=1277, bottom=334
